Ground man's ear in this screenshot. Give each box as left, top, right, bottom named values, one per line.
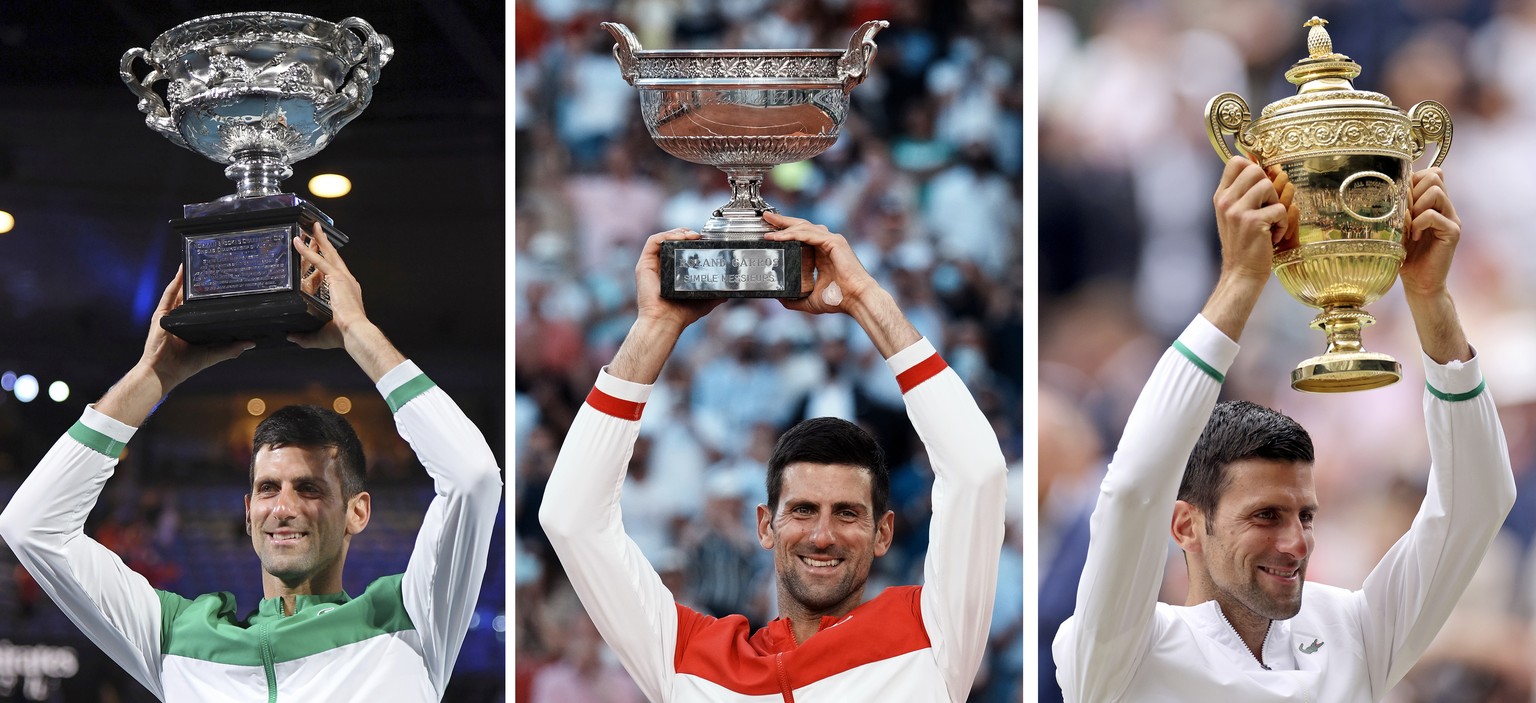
left=1171, top=500, right=1205, bottom=553
left=756, top=504, right=774, bottom=550
left=872, top=510, right=894, bottom=558
left=347, top=491, right=371, bottom=536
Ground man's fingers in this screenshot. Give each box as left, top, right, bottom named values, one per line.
left=1412, top=209, right=1459, bottom=242
left=639, top=228, right=697, bottom=262
left=762, top=211, right=810, bottom=229
left=1215, top=160, right=1266, bottom=210
left=155, top=266, right=185, bottom=314
left=1410, top=167, right=1446, bottom=200
left=1218, top=156, right=1255, bottom=192
left=1252, top=203, right=1287, bottom=243
left=1241, top=176, right=1281, bottom=210
left=1412, top=184, right=1456, bottom=221
left=764, top=222, right=841, bottom=250
left=644, top=227, right=697, bottom=246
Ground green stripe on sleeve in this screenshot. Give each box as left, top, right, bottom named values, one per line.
left=1172, top=340, right=1225, bottom=384
left=384, top=374, right=436, bottom=413
left=1427, top=378, right=1485, bottom=402
left=67, top=422, right=127, bottom=458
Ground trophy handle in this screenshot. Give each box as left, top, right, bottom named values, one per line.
left=323, top=18, right=393, bottom=129
left=1408, top=100, right=1452, bottom=168
left=1204, top=92, right=1256, bottom=164
left=602, top=22, right=642, bottom=85
left=120, top=48, right=188, bottom=148
left=838, top=20, right=889, bottom=92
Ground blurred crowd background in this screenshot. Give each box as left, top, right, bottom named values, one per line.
left=511, top=0, right=1024, bottom=700
left=1040, top=0, right=1536, bottom=701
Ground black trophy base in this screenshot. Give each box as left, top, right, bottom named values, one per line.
left=659, top=239, right=811, bottom=299
left=160, top=290, right=330, bottom=345
left=165, top=195, right=348, bottom=344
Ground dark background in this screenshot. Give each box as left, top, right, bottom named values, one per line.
left=0, top=2, right=505, bottom=701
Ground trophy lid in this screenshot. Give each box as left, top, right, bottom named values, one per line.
left=1260, top=17, right=1396, bottom=119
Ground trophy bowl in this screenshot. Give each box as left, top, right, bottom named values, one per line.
left=603, top=20, right=886, bottom=298
left=1205, top=17, right=1451, bottom=392
left=120, top=12, right=392, bottom=344
left=123, top=11, right=392, bottom=199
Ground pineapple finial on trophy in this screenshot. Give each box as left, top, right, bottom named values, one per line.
left=1305, top=17, right=1333, bottom=58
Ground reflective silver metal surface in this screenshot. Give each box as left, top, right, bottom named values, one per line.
left=605, top=20, right=885, bottom=239
left=122, top=12, right=392, bottom=198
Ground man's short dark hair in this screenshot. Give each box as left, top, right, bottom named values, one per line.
left=1178, top=400, right=1313, bottom=524
left=250, top=405, right=367, bottom=497
left=766, top=417, right=889, bottom=517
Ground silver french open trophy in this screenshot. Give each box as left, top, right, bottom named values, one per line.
left=121, top=12, right=391, bottom=343
left=603, top=21, right=886, bottom=299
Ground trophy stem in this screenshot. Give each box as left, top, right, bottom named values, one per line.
left=226, top=150, right=293, bottom=198
left=1316, top=307, right=1372, bottom=354
left=1291, top=306, right=1401, bottom=393
left=703, top=167, right=775, bottom=239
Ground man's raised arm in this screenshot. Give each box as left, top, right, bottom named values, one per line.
left=539, top=229, right=722, bottom=703
left=765, top=212, right=1008, bottom=699
left=1352, top=168, right=1515, bottom=696
left=290, top=224, right=503, bottom=696
left=0, top=269, right=250, bottom=699
left=1053, top=156, right=1287, bottom=701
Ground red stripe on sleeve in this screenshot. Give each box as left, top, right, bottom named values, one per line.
left=586, top=387, right=645, bottom=421
left=895, top=353, right=947, bottom=393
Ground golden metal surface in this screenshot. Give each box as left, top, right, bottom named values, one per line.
left=1291, top=353, right=1402, bottom=393
left=1202, top=16, right=1454, bottom=392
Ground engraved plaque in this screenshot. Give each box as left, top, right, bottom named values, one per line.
left=672, top=247, right=785, bottom=292
left=185, top=226, right=296, bottom=300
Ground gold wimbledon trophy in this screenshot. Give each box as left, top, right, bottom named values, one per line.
left=1205, top=17, right=1451, bottom=392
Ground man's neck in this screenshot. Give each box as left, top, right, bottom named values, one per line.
left=779, top=593, right=864, bottom=645
left=262, top=574, right=344, bottom=616
left=1212, top=598, right=1271, bottom=662
left=787, top=615, right=821, bottom=645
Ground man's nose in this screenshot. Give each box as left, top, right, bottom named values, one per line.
left=1277, top=517, right=1310, bottom=559
left=809, top=514, right=836, bottom=549
left=271, top=487, right=299, bottom=518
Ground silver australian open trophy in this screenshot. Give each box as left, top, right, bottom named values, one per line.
left=121, top=12, right=391, bottom=343
left=603, top=21, right=886, bottom=298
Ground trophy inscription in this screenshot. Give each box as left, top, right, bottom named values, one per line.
left=1204, top=17, right=1451, bottom=392
left=121, top=12, right=390, bottom=343
left=186, top=228, right=295, bottom=299
left=604, top=20, right=886, bottom=299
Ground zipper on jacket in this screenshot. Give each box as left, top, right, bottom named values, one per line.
left=1215, top=607, right=1273, bottom=670
left=260, top=620, right=278, bottom=703
left=774, top=652, right=796, bottom=703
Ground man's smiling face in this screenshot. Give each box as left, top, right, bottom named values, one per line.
left=757, top=462, right=894, bottom=619
left=245, top=444, right=369, bottom=595
left=1197, top=458, right=1316, bottom=622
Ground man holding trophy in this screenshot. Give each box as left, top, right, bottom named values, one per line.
left=1054, top=18, right=1515, bottom=700
left=0, top=13, right=500, bottom=700
left=0, top=225, right=502, bottom=701
left=539, top=214, right=1008, bottom=701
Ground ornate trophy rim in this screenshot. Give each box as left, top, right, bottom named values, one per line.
left=605, top=20, right=885, bottom=87
left=148, top=11, right=366, bottom=62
